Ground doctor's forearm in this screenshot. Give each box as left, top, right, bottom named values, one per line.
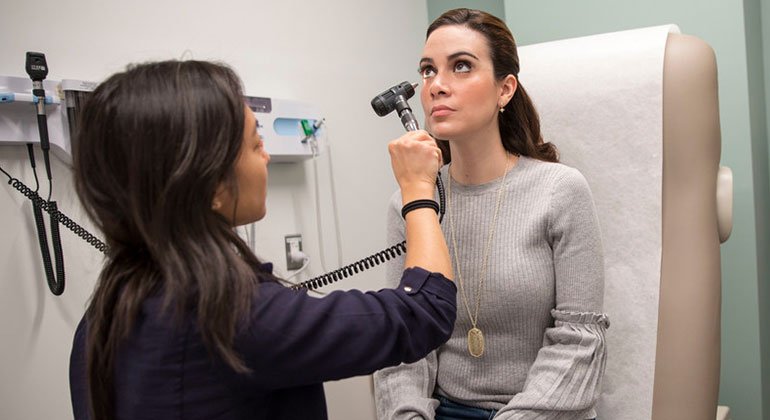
left=402, top=187, right=453, bottom=281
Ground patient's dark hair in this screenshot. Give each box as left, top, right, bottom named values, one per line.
left=74, top=60, right=265, bottom=420
left=427, top=8, right=559, bottom=163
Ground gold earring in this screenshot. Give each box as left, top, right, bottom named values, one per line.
left=499, top=104, right=505, bottom=113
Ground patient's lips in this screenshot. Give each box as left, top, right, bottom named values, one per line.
left=431, top=105, right=454, bottom=117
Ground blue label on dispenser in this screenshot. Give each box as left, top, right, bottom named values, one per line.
left=0, top=93, right=14, bottom=103
left=273, top=118, right=318, bottom=136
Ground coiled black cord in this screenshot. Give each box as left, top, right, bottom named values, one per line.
left=1, top=161, right=442, bottom=294
left=30, top=200, right=65, bottom=295
left=291, top=240, right=407, bottom=291
left=292, top=172, right=446, bottom=292
left=436, top=174, right=446, bottom=224
left=1, top=169, right=109, bottom=256
left=7, top=162, right=399, bottom=293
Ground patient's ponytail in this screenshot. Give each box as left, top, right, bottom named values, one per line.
left=501, top=82, right=558, bottom=162
left=428, top=8, right=559, bottom=163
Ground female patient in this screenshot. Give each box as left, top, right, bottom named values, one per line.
left=69, top=60, right=455, bottom=420
left=374, top=9, right=608, bottom=420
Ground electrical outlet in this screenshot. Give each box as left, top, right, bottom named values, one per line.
left=284, top=234, right=303, bottom=270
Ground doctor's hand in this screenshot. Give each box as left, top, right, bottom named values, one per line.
left=388, top=130, right=442, bottom=203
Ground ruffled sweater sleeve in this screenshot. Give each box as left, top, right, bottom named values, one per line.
left=494, top=168, right=609, bottom=420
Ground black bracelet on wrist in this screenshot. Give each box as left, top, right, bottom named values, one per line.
left=401, top=199, right=440, bottom=219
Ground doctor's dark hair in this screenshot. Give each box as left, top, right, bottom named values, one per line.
left=427, top=8, right=559, bottom=163
left=74, top=60, right=265, bottom=420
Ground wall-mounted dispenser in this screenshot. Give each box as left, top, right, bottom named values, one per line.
left=245, top=95, right=325, bottom=163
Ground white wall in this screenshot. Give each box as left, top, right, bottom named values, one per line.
left=0, top=1, right=429, bottom=419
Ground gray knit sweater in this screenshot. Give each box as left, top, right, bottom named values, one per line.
left=373, top=156, right=609, bottom=420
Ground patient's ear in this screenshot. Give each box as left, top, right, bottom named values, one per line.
left=499, top=74, right=518, bottom=106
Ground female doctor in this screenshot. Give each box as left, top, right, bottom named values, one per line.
left=68, top=60, right=455, bottom=420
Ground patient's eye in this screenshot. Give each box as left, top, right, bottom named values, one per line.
left=420, top=65, right=436, bottom=79
left=454, top=60, right=471, bottom=73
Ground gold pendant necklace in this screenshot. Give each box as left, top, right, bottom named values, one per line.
left=448, top=156, right=510, bottom=358
left=467, top=327, right=485, bottom=358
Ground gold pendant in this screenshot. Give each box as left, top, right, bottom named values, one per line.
left=468, top=327, right=484, bottom=357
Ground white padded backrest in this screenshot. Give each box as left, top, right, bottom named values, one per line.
left=517, top=25, right=679, bottom=420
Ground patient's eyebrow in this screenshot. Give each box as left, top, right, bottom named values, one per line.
left=419, top=51, right=479, bottom=66
left=447, top=51, right=479, bottom=61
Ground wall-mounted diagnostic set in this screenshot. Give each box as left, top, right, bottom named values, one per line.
left=0, top=51, right=440, bottom=294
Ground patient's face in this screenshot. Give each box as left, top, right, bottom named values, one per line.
left=420, top=25, right=502, bottom=141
